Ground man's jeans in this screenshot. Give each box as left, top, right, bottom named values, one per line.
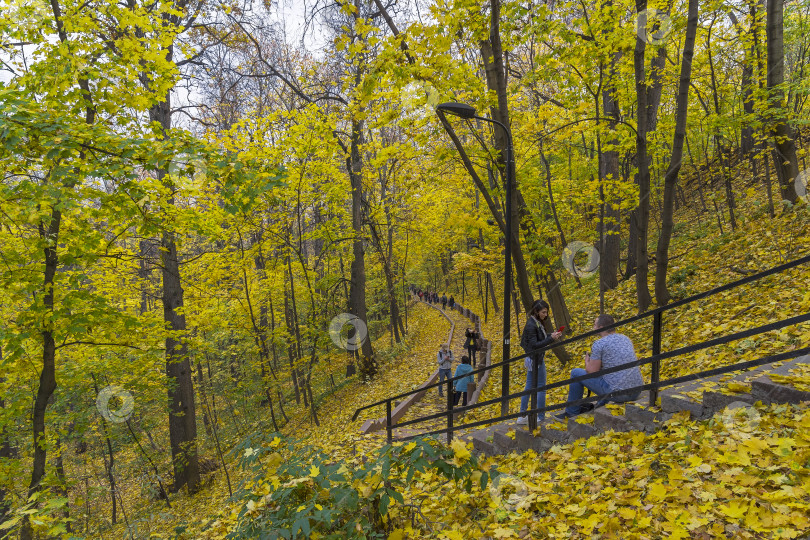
left=520, top=360, right=547, bottom=420
left=438, top=368, right=452, bottom=396
left=565, top=368, right=641, bottom=416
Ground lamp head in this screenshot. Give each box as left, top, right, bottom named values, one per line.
left=436, top=102, right=476, bottom=119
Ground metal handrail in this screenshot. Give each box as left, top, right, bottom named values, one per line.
left=390, top=312, right=810, bottom=430
left=399, top=345, right=810, bottom=441
left=352, top=254, right=809, bottom=442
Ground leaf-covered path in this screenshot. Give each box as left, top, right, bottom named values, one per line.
left=392, top=300, right=486, bottom=439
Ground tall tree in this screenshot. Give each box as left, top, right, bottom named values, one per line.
left=633, top=0, right=653, bottom=313
left=767, top=0, right=801, bottom=202
left=654, top=0, right=700, bottom=306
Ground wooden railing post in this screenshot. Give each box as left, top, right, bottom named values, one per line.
left=386, top=400, right=393, bottom=444
left=650, top=311, right=662, bottom=407
left=528, top=355, right=538, bottom=431
left=446, top=378, right=454, bottom=444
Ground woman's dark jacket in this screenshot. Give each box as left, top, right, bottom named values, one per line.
left=520, top=317, right=555, bottom=366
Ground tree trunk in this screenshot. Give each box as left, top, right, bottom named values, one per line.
left=479, top=8, right=534, bottom=312
left=368, top=217, right=404, bottom=343
left=600, top=50, right=623, bottom=292
left=347, top=118, right=375, bottom=360
left=21, top=205, right=61, bottom=540
left=283, top=259, right=302, bottom=405
left=91, top=375, right=117, bottom=525
left=654, top=0, right=699, bottom=306
left=0, top=360, right=12, bottom=540
left=151, top=95, right=200, bottom=494
left=633, top=0, right=653, bottom=313
left=54, top=436, right=70, bottom=532
left=766, top=0, right=800, bottom=202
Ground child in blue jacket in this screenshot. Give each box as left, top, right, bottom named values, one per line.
left=453, top=356, right=475, bottom=406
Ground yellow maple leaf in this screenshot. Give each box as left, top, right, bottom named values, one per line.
left=450, top=439, right=471, bottom=463
left=647, top=482, right=668, bottom=501
left=718, top=500, right=748, bottom=519
left=491, top=527, right=518, bottom=539
left=309, top=465, right=320, bottom=477
left=725, top=382, right=750, bottom=393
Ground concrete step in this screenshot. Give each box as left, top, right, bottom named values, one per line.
left=593, top=408, right=637, bottom=434
left=567, top=419, right=598, bottom=441
left=751, top=355, right=810, bottom=405
left=541, top=420, right=571, bottom=444
left=515, top=427, right=552, bottom=453
left=624, top=404, right=672, bottom=433
left=702, top=390, right=755, bottom=415
left=661, top=393, right=706, bottom=419
left=471, top=433, right=502, bottom=457
left=493, top=429, right=518, bottom=452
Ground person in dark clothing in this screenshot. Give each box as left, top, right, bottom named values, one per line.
left=464, top=327, right=480, bottom=367
left=441, top=294, right=448, bottom=310
left=448, top=295, right=455, bottom=309
left=517, top=300, right=562, bottom=425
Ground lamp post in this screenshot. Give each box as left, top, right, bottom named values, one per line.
left=436, top=102, right=515, bottom=417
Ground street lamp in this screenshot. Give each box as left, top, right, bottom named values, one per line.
left=436, top=101, right=515, bottom=418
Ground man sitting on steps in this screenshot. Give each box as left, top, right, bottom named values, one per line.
left=556, top=314, right=643, bottom=419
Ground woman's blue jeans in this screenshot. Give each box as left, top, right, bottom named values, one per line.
left=520, top=359, right=546, bottom=420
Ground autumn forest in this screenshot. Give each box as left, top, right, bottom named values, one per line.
left=1, top=0, right=809, bottom=537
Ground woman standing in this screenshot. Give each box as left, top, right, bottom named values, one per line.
left=517, top=300, right=562, bottom=425
left=464, top=327, right=480, bottom=367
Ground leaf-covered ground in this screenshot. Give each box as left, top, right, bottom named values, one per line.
left=395, top=403, right=810, bottom=539
left=124, top=196, right=810, bottom=538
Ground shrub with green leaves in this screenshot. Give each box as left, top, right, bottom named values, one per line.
left=215, top=432, right=488, bottom=539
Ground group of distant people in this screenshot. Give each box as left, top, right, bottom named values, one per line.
left=412, top=286, right=454, bottom=311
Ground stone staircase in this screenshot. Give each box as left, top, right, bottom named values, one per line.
left=461, top=354, right=810, bottom=457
